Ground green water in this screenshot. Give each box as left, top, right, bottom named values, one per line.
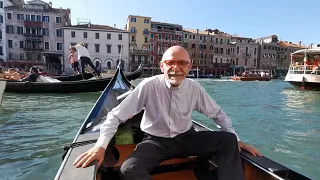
left=0, top=79, right=319, bottom=180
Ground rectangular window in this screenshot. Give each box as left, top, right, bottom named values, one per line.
left=8, top=40, right=13, bottom=48
left=56, top=29, right=62, bottom=37
left=57, top=43, right=62, bottom=50
left=17, top=26, right=23, bottom=34
left=36, top=15, right=41, bottom=22
left=118, top=45, right=122, bottom=53
left=45, top=42, right=49, bottom=50
left=131, top=17, right=136, bottom=22
left=17, top=14, right=24, bottom=20
left=95, top=44, right=100, bottom=53
left=71, top=31, right=75, bottom=38
left=31, top=15, right=35, bottom=21
left=83, top=32, right=87, bottom=38
left=56, top=17, right=61, bottom=23
left=43, top=16, right=49, bottom=22
left=144, top=19, right=149, bottom=24
left=26, top=14, right=30, bottom=21
left=19, top=41, right=24, bottom=48
left=107, top=34, right=111, bottom=39
left=118, top=34, right=122, bottom=40
left=7, top=13, right=11, bottom=19
left=0, top=1, right=3, bottom=8
left=107, top=45, right=111, bottom=53
left=95, top=33, right=99, bottom=39
left=43, top=28, right=49, bottom=36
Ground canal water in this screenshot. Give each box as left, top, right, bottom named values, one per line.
left=0, top=79, right=319, bottom=180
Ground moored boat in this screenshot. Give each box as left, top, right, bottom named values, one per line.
left=4, top=65, right=143, bottom=93
left=54, top=66, right=311, bottom=180
left=232, top=75, right=272, bottom=81
left=285, top=48, right=320, bottom=90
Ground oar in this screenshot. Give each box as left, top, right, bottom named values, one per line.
left=85, top=65, right=99, bottom=79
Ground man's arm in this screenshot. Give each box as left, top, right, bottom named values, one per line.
left=195, top=84, right=240, bottom=141
left=95, top=80, right=149, bottom=149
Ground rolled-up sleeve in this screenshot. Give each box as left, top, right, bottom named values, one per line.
left=195, top=84, right=240, bottom=141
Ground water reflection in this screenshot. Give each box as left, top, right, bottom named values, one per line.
left=281, top=89, right=320, bottom=111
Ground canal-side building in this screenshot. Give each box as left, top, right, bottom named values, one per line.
left=3, top=0, right=70, bottom=73
left=124, top=15, right=151, bottom=71
left=63, top=22, right=129, bottom=73
left=149, top=21, right=183, bottom=68
left=255, top=35, right=306, bottom=70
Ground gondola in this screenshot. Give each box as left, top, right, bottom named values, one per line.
left=54, top=72, right=94, bottom=81
left=54, top=66, right=311, bottom=180
left=4, top=65, right=143, bottom=93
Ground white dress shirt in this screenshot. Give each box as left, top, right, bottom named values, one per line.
left=95, top=74, right=240, bottom=149
left=75, top=45, right=91, bottom=59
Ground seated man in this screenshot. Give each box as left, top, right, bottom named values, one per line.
left=73, top=46, right=262, bottom=180
left=22, top=67, right=40, bottom=82
left=3, top=68, right=21, bottom=80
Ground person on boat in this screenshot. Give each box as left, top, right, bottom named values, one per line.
left=22, top=67, right=40, bottom=82
left=0, top=67, right=5, bottom=79
left=73, top=46, right=262, bottom=180
left=72, top=43, right=101, bottom=79
left=68, top=46, right=80, bottom=75
left=3, top=68, right=21, bottom=81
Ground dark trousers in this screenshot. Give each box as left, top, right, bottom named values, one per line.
left=120, top=128, right=244, bottom=180
left=72, top=61, right=80, bottom=72
left=80, top=56, right=100, bottom=78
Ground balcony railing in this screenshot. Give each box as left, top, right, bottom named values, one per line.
left=24, top=47, right=44, bottom=52
left=129, top=49, right=151, bottom=55
left=24, top=21, right=42, bottom=27
left=24, top=33, right=43, bottom=39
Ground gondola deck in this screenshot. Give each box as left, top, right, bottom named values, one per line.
left=54, top=66, right=311, bottom=180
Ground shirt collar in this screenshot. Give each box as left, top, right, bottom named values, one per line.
left=164, top=75, right=184, bottom=91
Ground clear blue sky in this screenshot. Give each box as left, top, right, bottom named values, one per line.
left=43, top=0, right=319, bottom=46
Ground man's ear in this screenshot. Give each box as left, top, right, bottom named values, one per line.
left=160, top=62, right=164, bottom=73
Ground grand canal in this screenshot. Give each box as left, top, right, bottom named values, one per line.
left=0, top=79, right=319, bottom=180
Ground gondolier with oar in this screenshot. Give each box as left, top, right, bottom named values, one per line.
left=73, top=46, right=262, bottom=180
left=72, top=43, right=101, bottom=79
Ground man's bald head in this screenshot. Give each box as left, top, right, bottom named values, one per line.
left=161, top=46, right=191, bottom=63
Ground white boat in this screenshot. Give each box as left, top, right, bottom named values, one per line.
left=285, top=47, right=320, bottom=90
left=0, top=79, right=6, bottom=103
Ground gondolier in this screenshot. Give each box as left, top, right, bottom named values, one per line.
left=73, top=43, right=101, bottom=79
left=73, top=46, right=262, bottom=180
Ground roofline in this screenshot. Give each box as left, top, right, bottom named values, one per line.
left=62, top=26, right=129, bottom=33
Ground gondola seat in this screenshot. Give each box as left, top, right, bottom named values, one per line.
left=151, top=169, right=197, bottom=180
left=105, top=144, right=197, bottom=170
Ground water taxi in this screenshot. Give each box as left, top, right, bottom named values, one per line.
left=285, top=47, right=320, bottom=90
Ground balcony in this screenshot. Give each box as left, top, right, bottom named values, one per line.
left=24, top=21, right=43, bottom=27
left=24, top=33, right=43, bottom=39
left=24, top=47, right=44, bottom=52
left=129, top=49, right=151, bottom=55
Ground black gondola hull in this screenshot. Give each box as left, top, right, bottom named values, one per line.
left=5, top=65, right=143, bottom=93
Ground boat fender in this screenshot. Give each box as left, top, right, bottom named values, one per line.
left=25, top=82, right=33, bottom=90
left=62, top=139, right=97, bottom=160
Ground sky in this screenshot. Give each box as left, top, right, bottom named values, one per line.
left=40, top=0, right=319, bottom=46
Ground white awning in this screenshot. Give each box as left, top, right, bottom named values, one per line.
left=292, top=48, right=320, bottom=55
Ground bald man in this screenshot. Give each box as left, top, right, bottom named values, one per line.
left=74, top=46, right=261, bottom=180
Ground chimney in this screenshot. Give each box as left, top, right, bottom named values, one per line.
left=310, top=43, right=313, bottom=48
left=298, top=41, right=301, bottom=47
left=196, top=29, right=199, bottom=34
left=114, top=24, right=116, bottom=29
left=49, top=2, right=52, bottom=7
left=88, top=23, right=91, bottom=28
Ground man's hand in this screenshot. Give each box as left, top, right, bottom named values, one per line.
left=238, top=141, right=262, bottom=157
left=73, top=146, right=105, bottom=168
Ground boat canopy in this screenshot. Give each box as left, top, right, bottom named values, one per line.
left=292, top=48, right=320, bottom=55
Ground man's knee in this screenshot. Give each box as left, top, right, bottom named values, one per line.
left=120, top=159, right=144, bottom=179
left=223, top=132, right=238, bottom=149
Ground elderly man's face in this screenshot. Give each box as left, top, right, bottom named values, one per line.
left=160, top=46, right=192, bottom=87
